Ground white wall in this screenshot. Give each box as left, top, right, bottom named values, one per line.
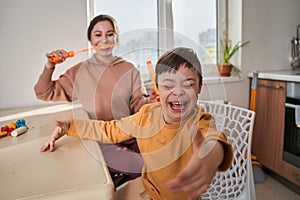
left=223, top=0, right=300, bottom=108
left=1, top=0, right=300, bottom=110
left=0, top=0, right=88, bottom=109
left=243, top=0, right=300, bottom=70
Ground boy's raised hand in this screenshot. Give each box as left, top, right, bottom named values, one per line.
left=149, top=90, right=160, bottom=103
left=40, top=120, right=70, bottom=152
left=167, top=126, right=224, bottom=200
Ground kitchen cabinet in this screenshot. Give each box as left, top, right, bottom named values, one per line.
left=251, top=79, right=286, bottom=171
left=250, top=78, right=300, bottom=187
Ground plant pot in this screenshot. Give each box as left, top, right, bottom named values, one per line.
left=217, top=64, right=233, bottom=77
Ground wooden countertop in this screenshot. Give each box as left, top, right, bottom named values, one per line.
left=0, top=104, right=114, bottom=199
left=248, top=69, right=300, bottom=82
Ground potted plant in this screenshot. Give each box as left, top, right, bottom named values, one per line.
left=218, top=30, right=250, bottom=77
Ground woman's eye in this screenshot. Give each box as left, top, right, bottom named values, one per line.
left=106, top=33, right=115, bottom=37
left=95, top=34, right=102, bottom=37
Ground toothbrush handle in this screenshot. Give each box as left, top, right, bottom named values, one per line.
left=49, top=51, right=74, bottom=62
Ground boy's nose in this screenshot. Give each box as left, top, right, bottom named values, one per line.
left=172, top=87, right=184, bottom=96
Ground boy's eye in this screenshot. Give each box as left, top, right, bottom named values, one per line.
left=183, top=83, right=195, bottom=88
left=162, top=85, right=174, bottom=90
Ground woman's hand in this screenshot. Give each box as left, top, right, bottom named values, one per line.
left=40, top=120, right=70, bottom=152
left=167, top=127, right=224, bottom=200
left=45, top=49, right=69, bottom=69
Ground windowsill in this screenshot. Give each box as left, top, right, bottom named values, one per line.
left=201, top=64, right=242, bottom=84
left=203, top=75, right=241, bottom=84
left=144, top=75, right=242, bottom=89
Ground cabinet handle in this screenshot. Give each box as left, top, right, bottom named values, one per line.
left=292, top=172, right=300, bottom=180
left=258, top=83, right=283, bottom=89
left=285, top=103, right=298, bottom=109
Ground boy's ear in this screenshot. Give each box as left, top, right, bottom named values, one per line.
left=197, top=84, right=202, bottom=94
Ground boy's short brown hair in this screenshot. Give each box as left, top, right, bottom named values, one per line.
left=155, top=47, right=202, bottom=85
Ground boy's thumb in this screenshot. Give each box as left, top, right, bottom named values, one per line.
left=190, top=126, right=204, bottom=151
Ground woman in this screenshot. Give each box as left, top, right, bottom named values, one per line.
left=34, top=14, right=152, bottom=188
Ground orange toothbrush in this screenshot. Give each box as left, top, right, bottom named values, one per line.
left=49, top=43, right=118, bottom=63
left=146, top=60, right=158, bottom=95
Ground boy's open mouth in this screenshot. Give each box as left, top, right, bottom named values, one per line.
left=169, top=101, right=187, bottom=111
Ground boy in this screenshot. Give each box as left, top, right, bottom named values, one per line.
left=41, top=47, right=233, bottom=200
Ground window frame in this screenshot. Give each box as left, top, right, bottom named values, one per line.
left=87, top=0, right=242, bottom=82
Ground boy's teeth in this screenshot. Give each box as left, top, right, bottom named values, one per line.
left=171, top=102, right=186, bottom=109
left=173, top=102, right=182, bottom=105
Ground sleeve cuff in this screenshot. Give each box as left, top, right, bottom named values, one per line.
left=218, top=141, right=234, bottom=171
left=67, top=119, right=79, bottom=137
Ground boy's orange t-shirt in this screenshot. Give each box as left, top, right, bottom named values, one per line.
left=68, top=103, right=233, bottom=199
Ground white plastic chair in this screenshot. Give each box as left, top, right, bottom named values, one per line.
left=199, top=101, right=256, bottom=200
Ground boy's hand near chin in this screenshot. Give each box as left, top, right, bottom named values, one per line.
left=167, top=126, right=224, bottom=200
left=149, top=90, right=160, bottom=103
left=40, top=120, right=70, bottom=152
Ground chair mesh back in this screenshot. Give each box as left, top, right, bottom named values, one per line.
left=199, top=101, right=255, bottom=200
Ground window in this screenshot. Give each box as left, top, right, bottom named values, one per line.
left=90, top=0, right=158, bottom=82
left=172, top=0, right=217, bottom=65
left=89, top=0, right=230, bottom=81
